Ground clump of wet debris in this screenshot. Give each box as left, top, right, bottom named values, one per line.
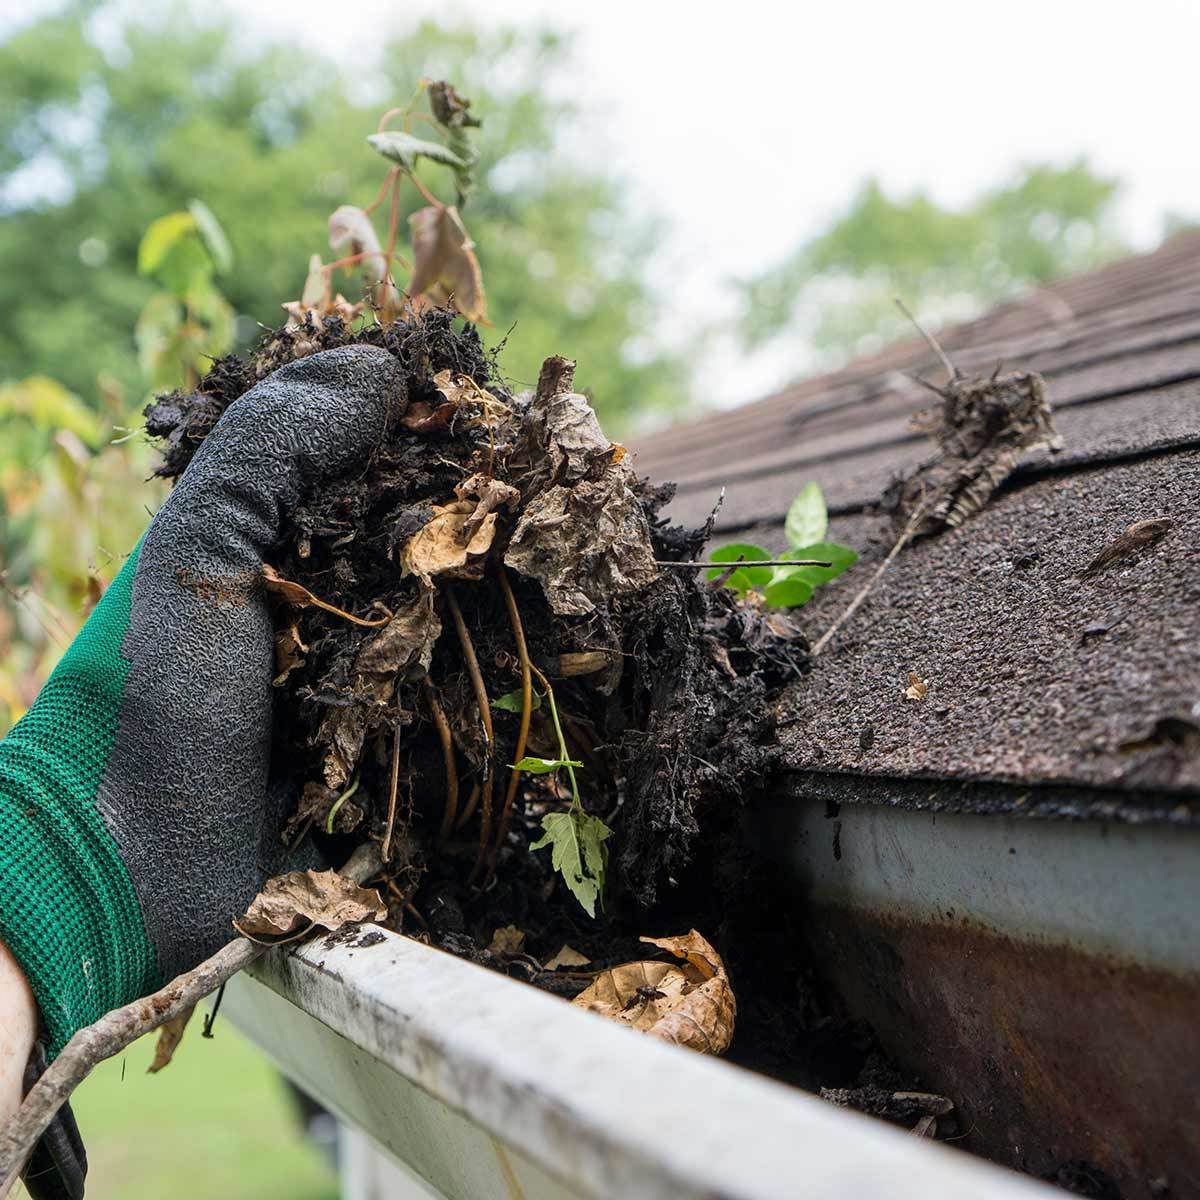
left=147, top=308, right=829, bottom=1042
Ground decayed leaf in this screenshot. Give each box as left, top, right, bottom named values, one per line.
left=904, top=671, right=930, bottom=701
left=455, top=471, right=520, bottom=541
left=505, top=358, right=658, bottom=616
left=572, top=929, right=736, bottom=1055
left=488, top=925, right=526, bottom=956
left=328, top=205, right=402, bottom=319
left=273, top=620, right=308, bottom=686
left=401, top=500, right=499, bottom=584
left=1081, top=518, right=1173, bottom=577
left=354, top=587, right=441, bottom=681
left=530, top=807, right=611, bottom=917
left=281, top=253, right=364, bottom=331
left=556, top=651, right=614, bottom=677
left=282, top=781, right=363, bottom=842
left=148, top=1005, right=195, bottom=1074
left=316, top=704, right=368, bottom=791
left=407, top=205, right=486, bottom=322
left=233, top=869, right=386, bottom=943
left=263, top=563, right=389, bottom=627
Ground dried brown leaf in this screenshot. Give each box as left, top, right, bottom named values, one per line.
left=273, top=620, right=308, bottom=686
left=572, top=929, right=735, bottom=1055
left=401, top=500, right=499, bottom=585
left=544, top=945, right=590, bottom=970
left=317, top=705, right=368, bottom=791
left=354, top=587, right=441, bottom=681
left=329, top=205, right=402, bottom=318
left=233, top=869, right=386, bottom=943
left=455, top=472, right=520, bottom=542
left=504, top=364, right=658, bottom=616
left=904, top=671, right=930, bottom=701
left=407, top=205, right=486, bottom=322
left=487, top=925, right=526, bottom=956
left=148, top=1005, right=195, bottom=1074
left=1081, top=518, right=1173, bottom=577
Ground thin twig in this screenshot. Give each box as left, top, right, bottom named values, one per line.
left=381, top=720, right=403, bottom=863
left=653, top=559, right=832, bottom=570
left=423, top=679, right=459, bottom=838
left=492, top=571, right=533, bottom=874
left=445, top=588, right=494, bottom=853
left=895, top=298, right=959, bottom=381
left=811, top=506, right=926, bottom=657
left=0, top=846, right=382, bottom=1189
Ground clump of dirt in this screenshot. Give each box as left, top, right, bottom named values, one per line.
left=147, top=308, right=805, bottom=961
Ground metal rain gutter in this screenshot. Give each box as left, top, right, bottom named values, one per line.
left=224, top=925, right=1054, bottom=1200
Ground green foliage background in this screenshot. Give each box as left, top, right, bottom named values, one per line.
left=739, top=162, right=1131, bottom=361
left=0, top=2, right=689, bottom=730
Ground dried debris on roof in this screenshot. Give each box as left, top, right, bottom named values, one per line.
left=888, top=365, right=1062, bottom=535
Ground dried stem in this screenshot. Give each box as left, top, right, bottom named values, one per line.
left=895, top=298, right=959, bottom=381
left=0, top=846, right=382, bottom=1191
left=811, top=506, right=926, bottom=657
left=381, top=720, right=403, bottom=863
left=362, top=166, right=400, bottom=217
left=455, top=782, right=481, bottom=831
left=423, top=678, right=459, bottom=838
left=491, top=571, right=533, bottom=876
left=444, top=588, right=494, bottom=852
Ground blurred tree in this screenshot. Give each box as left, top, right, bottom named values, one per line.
left=0, top=3, right=686, bottom=429
left=739, top=160, right=1128, bottom=362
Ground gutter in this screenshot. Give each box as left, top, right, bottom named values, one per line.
left=224, top=925, right=1052, bottom=1200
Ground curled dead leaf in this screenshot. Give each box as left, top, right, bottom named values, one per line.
left=1082, top=517, right=1173, bottom=577
left=572, top=929, right=735, bottom=1055
left=233, top=869, right=386, bottom=944
left=455, top=472, right=520, bottom=542
left=505, top=359, right=658, bottom=616
left=408, top=205, right=486, bottom=322
left=401, top=500, right=500, bottom=585
left=904, top=671, right=930, bottom=701
left=329, top=205, right=402, bottom=319
left=148, top=1005, right=195, bottom=1074
left=273, top=621, right=309, bottom=686
left=355, top=587, right=442, bottom=681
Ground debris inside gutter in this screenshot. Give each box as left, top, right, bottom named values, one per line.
left=145, top=307, right=1066, bottom=1146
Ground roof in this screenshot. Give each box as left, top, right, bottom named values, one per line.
left=632, top=232, right=1200, bottom=810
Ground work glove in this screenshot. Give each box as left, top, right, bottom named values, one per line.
left=0, top=345, right=400, bottom=1056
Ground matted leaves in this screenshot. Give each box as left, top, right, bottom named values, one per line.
left=572, top=930, right=736, bottom=1055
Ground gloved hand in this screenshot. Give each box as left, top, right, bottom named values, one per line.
left=0, top=344, right=403, bottom=1063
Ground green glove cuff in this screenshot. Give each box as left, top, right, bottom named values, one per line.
left=0, top=546, right=160, bottom=1055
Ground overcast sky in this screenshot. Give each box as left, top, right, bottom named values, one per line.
left=11, top=0, right=1200, bottom=409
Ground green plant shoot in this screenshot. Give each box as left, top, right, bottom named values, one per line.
left=708, top=481, right=858, bottom=609
left=517, top=675, right=612, bottom=917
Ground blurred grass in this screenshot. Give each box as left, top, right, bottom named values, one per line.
left=36, top=1023, right=338, bottom=1200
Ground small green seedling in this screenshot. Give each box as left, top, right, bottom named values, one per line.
left=501, top=675, right=611, bottom=917
left=707, top=481, right=857, bottom=608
